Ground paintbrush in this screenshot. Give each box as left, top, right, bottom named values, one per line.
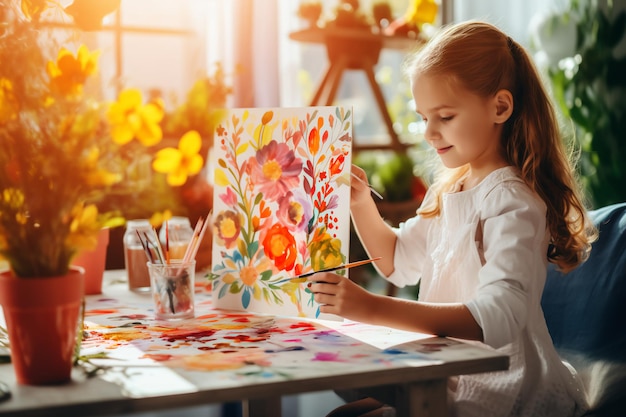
left=351, top=172, right=383, bottom=200
left=276, top=257, right=382, bottom=284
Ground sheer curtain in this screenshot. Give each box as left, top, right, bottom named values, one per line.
left=205, top=0, right=280, bottom=108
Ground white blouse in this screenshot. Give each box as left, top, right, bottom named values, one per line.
left=386, top=166, right=586, bottom=417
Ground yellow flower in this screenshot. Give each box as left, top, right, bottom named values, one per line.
left=107, top=88, right=164, bottom=146
left=83, top=148, right=122, bottom=187
left=149, top=210, right=173, bottom=228
left=152, top=130, right=204, bottom=186
left=47, top=45, right=100, bottom=97
left=406, top=0, right=438, bottom=26
left=0, top=77, right=19, bottom=124
left=66, top=203, right=124, bottom=252
left=66, top=203, right=104, bottom=251
left=1, top=188, right=25, bottom=212
left=20, top=0, right=50, bottom=21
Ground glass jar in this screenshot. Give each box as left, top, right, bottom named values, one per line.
left=159, top=216, right=194, bottom=261
left=123, top=219, right=152, bottom=293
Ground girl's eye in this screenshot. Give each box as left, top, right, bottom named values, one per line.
left=441, top=116, right=454, bottom=122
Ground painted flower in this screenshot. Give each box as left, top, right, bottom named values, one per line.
left=262, top=223, right=297, bottom=271
left=246, top=140, right=302, bottom=201
left=252, top=110, right=279, bottom=148
left=47, top=45, right=99, bottom=97
left=152, top=130, right=204, bottom=186
left=276, top=191, right=312, bottom=232
left=239, top=264, right=260, bottom=287
left=308, top=228, right=344, bottom=272
left=218, top=187, right=238, bottom=208
left=329, top=152, right=346, bottom=176
left=107, top=88, right=163, bottom=146
left=214, top=210, right=242, bottom=249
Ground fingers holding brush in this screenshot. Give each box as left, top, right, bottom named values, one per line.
left=308, top=272, right=380, bottom=321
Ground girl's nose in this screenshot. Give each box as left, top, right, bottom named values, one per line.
left=423, top=122, right=437, bottom=142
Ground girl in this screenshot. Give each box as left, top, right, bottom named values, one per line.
left=311, top=21, right=596, bottom=417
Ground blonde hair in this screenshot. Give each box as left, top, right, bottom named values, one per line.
left=405, top=21, right=595, bottom=273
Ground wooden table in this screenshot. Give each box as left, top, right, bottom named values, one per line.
left=289, top=28, right=423, bottom=152
left=0, top=270, right=508, bottom=417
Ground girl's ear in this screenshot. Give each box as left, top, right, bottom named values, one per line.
left=493, top=89, right=513, bottom=124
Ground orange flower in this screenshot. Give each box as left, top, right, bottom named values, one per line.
left=262, top=223, right=297, bottom=271
left=47, top=45, right=100, bottom=96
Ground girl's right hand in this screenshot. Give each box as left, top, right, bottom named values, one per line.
left=350, top=165, right=374, bottom=207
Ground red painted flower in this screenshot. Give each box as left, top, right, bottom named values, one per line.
left=262, top=223, right=297, bottom=271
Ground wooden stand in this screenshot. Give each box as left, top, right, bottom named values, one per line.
left=289, top=28, right=422, bottom=152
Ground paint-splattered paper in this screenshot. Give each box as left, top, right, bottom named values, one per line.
left=80, top=280, right=441, bottom=399
left=210, top=107, right=353, bottom=319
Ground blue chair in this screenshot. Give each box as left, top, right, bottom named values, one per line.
left=542, top=203, right=626, bottom=416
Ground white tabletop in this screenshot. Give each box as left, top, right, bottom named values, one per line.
left=0, top=270, right=508, bottom=417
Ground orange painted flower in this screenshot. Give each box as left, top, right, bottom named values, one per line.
left=47, top=45, right=100, bottom=96
left=152, top=130, right=204, bottom=186
left=329, top=153, right=346, bottom=176
left=215, top=210, right=242, bottom=249
left=262, top=223, right=297, bottom=271
left=107, top=88, right=163, bottom=146
left=239, top=264, right=259, bottom=286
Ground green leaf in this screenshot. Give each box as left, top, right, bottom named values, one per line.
left=260, top=270, right=273, bottom=281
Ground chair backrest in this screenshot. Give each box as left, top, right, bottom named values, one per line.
left=541, top=203, right=626, bottom=363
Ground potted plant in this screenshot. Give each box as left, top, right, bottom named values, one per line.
left=0, top=1, right=127, bottom=384
left=0, top=0, right=230, bottom=384
left=0, top=0, right=200, bottom=384
left=538, top=0, right=626, bottom=207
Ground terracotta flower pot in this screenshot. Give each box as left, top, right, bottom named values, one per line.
left=73, top=227, right=110, bottom=295
left=0, top=268, right=84, bottom=385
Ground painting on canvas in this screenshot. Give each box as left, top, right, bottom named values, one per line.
left=209, top=106, right=353, bottom=319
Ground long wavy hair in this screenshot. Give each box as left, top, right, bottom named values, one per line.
left=404, top=21, right=595, bottom=273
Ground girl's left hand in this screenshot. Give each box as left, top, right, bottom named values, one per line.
left=308, top=272, right=379, bottom=322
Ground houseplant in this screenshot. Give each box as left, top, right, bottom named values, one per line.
left=540, top=0, right=626, bottom=207
left=0, top=0, right=229, bottom=383
left=0, top=0, right=131, bottom=384
left=0, top=0, right=196, bottom=384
